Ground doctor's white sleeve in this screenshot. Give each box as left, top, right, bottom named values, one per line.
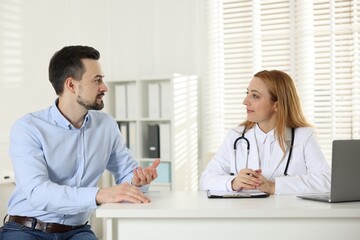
left=199, top=130, right=236, bottom=192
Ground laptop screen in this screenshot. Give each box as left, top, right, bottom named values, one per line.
left=330, top=140, right=360, bottom=202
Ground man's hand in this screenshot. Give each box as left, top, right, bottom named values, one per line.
left=131, top=159, right=160, bottom=187
left=96, top=182, right=150, bottom=204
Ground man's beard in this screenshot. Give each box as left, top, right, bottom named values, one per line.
left=77, top=94, right=104, bottom=110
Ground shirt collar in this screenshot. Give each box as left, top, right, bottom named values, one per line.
left=50, top=99, right=90, bottom=129
left=255, top=124, right=275, bottom=144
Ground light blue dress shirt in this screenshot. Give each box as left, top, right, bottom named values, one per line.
left=7, top=100, right=145, bottom=225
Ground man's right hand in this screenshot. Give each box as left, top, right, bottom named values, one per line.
left=95, top=182, right=150, bottom=204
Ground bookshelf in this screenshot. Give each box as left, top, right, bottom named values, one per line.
left=107, top=74, right=199, bottom=191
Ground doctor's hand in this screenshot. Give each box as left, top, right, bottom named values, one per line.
left=96, top=182, right=150, bottom=204
left=131, top=159, right=160, bottom=187
left=256, top=174, right=275, bottom=195
left=231, top=168, right=262, bottom=192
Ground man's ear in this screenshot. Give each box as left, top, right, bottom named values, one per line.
left=64, top=77, right=76, bottom=94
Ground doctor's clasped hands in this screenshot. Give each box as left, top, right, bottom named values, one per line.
left=231, top=169, right=275, bottom=194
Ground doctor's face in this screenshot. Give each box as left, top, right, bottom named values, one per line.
left=243, top=77, right=278, bottom=131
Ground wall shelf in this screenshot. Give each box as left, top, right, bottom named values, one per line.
left=107, top=74, right=199, bottom=191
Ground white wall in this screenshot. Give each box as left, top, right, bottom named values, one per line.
left=106, top=0, right=200, bottom=80
left=0, top=0, right=202, bottom=170
left=0, top=0, right=110, bottom=169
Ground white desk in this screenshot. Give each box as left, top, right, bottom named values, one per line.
left=96, top=191, right=360, bottom=240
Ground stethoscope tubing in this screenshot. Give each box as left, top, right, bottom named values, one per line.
left=233, top=133, right=250, bottom=173
left=231, top=127, right=295, bottom=176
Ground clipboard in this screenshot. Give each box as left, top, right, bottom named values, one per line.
left=207, top=190, right=269, bottom=198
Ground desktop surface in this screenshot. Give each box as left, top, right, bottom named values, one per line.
left=97, top=190, right=360, bottom=218
left=96, top=191, right=360, bottom=240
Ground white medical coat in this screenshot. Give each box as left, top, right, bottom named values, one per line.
left=199, top=126, right=331, bottom=195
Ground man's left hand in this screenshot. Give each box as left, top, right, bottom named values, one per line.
left=131, top=159, right=160, bottom=187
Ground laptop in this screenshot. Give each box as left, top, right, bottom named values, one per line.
left=297, top=139, right=360, bottom=203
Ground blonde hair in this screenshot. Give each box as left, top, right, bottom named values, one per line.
left=240, top=70, right=312, bottom=152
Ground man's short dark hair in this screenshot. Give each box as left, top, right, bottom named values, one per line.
left=48, top=45, right=100, bottom=95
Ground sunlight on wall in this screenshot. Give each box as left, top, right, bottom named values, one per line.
left=0, top=0, right=23, bottom=89
left=0, top=0, right=23, bottom=169
left=173, top=74, right=198, bottom=191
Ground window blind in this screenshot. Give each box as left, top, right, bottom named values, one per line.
left=200, top=0, right=225, bottom=168
left=202, top=0, right=360, bottom=165
left=312, top=0, right=360, bottom=159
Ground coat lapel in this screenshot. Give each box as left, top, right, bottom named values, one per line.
left=268, top=127, right=293, bottom=175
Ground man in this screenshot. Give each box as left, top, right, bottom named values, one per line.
left=0, top=45, right=160, bottom=240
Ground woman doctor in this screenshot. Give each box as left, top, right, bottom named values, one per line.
left=200, top=70, right=331, bottom=195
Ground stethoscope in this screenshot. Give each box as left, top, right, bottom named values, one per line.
left=230, top=127, right=295, bottom=177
